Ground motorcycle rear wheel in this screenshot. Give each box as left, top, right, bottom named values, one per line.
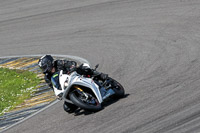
left=69, top=91, right=102, bottom=112
left=110, top=78, right=125, bottom=98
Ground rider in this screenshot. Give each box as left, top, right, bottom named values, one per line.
left=38, top=55, right=108, bottom=112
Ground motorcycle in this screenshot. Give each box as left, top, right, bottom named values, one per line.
left=54, top=64, right=125, bottom=112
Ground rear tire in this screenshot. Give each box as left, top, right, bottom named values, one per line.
left=110, top=78, right=125, bottom=98
left=69, top=92, right=102, bottom=112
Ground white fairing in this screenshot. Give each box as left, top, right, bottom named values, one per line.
left=57, top=71, right=103, bottom=103
left=53, top=70, right=70, bottom=96
left=59, top=70, right=71, bottom=90
left=53, top=88, right=63, bottom=97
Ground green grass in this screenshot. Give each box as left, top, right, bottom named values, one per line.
left=0, top=68, right=40, bottom=115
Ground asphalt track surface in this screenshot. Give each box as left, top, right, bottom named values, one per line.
left=1, top=0, right=200, bottom=133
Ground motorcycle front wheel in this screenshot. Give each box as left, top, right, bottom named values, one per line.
left=69, top=91, right=102, bottom=112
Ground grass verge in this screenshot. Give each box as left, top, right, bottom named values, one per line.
left=0, top=68, right=40, bottom=116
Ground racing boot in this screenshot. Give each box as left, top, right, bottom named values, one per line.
left=57, top=92, right=63, bottom=100
left=63, top=102, right=78, bottom=113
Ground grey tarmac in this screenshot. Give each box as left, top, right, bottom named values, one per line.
left=1, top=0, right=200, bottom=133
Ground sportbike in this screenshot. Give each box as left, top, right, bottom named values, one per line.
left=54, top=64, right=125, bottom=112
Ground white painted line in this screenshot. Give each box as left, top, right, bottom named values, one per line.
left=0, top=100, right=59, bottom=133
left=0, top=54, right=90, bottom=65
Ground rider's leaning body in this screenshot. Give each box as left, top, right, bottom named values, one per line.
left=38, top=55, right=76, bottom=89
left=38, top=55, right=108, bottom=98
left=38, top=55, right=108, bottom=113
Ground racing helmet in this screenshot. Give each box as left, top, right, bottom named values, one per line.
left=38, top=55, right=54, bottom=73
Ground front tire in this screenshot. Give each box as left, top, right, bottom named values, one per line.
left=69, top=91, right=102, bottom=112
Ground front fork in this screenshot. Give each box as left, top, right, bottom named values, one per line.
left=74, top=86, right=97, bottom=105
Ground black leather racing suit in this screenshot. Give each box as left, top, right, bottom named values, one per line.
left=44, top=60, right=77, bottom=89
left=44, top=60, right=107, bottom=90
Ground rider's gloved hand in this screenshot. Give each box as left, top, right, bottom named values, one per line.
left=68, top=65, right=77, bottom=74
